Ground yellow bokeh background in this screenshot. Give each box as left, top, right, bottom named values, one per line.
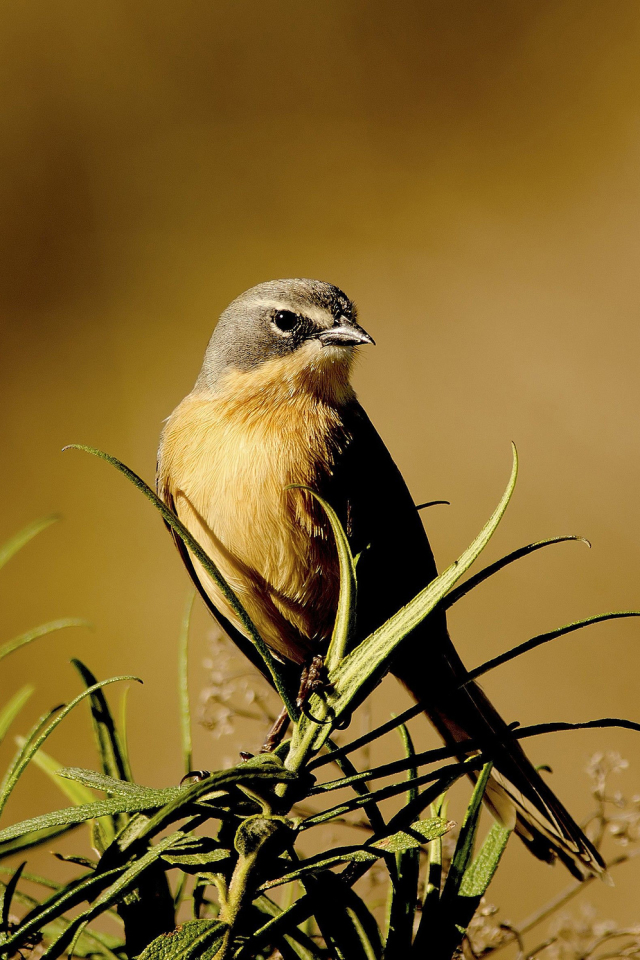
left=2, top=0, right=640, bottom=934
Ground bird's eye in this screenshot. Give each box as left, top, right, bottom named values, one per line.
left=272, top=310, right=299, bottom=333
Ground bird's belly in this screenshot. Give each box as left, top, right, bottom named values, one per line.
left=163, top=397, right=343, bottom=662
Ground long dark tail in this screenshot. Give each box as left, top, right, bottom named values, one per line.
left=392, top=630, right=606, bottom=881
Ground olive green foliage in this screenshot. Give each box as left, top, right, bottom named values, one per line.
left=1, top=448, right=639, bottom=960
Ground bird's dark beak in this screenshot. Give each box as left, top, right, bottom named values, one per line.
left=317, top=319, right=375, bottom=347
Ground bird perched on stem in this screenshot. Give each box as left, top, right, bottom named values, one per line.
left=157, top=277, right=604, bottom=881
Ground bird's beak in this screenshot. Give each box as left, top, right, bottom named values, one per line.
left=316, top=319, right=376, bottom=347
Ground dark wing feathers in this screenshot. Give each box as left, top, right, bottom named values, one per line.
left=327, top=404, right=604, bottom=879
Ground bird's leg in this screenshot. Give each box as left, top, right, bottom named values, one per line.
left=260, top=654, right=332, bottom=752
left=296, top=654, right=329, bottom=710
left=260, top=706, right=290, bottom=753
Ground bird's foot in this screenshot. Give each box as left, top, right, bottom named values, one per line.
left=296, top=654, right=330, bottom=710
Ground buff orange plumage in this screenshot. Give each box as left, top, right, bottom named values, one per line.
left=157, top=278, right=604, bottom=880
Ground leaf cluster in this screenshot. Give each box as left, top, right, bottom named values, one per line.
left=0, top=448, right=638, bottom=959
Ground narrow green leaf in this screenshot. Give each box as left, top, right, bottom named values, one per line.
left=57, top=766, right=154, bottom=796
left=72, top=660, right=133, bottom=783
left=442, top=762, right=493, bottom=902
left=412, top=794, right=447, bottom=955
left=0, top=619, right=90, bottom=662
left=385, top=722, right=419, bottom=958
left=179, top=591, right=196, bottom=775
left=0, top=793, right=181, bottom=845
left=315, top=445, right=519, bottom=729
left=324, top=740, right=385, bottom=832
left=301, top=758, right=475, bottom=830
left=0, top=674, right=140, bottom=820
left=310, top=873, right=382, bottom=960
left=0, top=686, right=33, bottom=748
left=1, top=864, right=124, bottom=956
left=63, top=444, right=297, bottom=720
left=0, top=825, right=78, bottom=861
left=459, top=821, right=511, bottom=898
left=442, top=536, right=590, bottom=611
left=465, top=612, right=640, bottom=685
left=253, top=894, right=327, bottom=960
left=14, top=743, right=115, bottom=850
left=0, top=515, right=59, bottom=572
left=118, top=685, right=134, bottom=782
left=0, top=861, right=25, bottom=931
left=262, top=818, right=452, bottom=889
left=293, top=488, right=356, bottom=673
left=137, top=919, right=226, bottom=960
left=0, top=707, right=62, bottom=820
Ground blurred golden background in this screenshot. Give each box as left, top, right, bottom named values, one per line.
left=2, top=0, right=640, bottom=933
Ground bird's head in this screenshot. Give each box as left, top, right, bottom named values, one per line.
left=195, top=279, right=374, bottom=396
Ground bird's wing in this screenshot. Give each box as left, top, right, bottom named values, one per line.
left=328, top=403, right=605, bottom=880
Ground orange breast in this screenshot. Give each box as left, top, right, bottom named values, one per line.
left=157, top=347, right=356, bottom=663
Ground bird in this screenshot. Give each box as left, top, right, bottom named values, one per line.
left=156, top=277, right=604, bottom=880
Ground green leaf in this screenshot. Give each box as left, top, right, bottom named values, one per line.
left=293, top=488, right=356, bottom=673
left=161, top=837, right=231, bottom=872
left=178, top=592, right=196, bottom=775
left=466, top=611, right=640, bottom=684
left=56, top=766, right=158, bottom=796
left=137, top=919, right=226, bottom=960
left=2, top=864, right=125, bottom=956
left=0, top=674, right=140, bottom=820
left=0, top=792, right=182, bottom=845
left=303, top=756, right=477, bottom=830
left=0, top=515, right=59, bottom=572
left=63, top=444, right=297, bottom=720
left=0, top=825, right=78, bottom=861
left=0, top=861, right=25, bottom=932
left=0, top=686, right=33, bottom=748
left=308, top=445, right=519, bottom=737
left=72, top=660, right=133, bottom=783
left=14, top=744, right=115, bottom=851
left=385, top=722, right=419, bottom=957
left=309, top=873, right=382, bottom=960
left=0, top=619, right=90, bottom=662
left=253, top=895, right=326, bottom=960
left=441, top=536, right=590, bottom=611
left=459, top=821, right=511, bottom=898
left=261, top=818, right=452, bottom=889
left=412, top=794, right=447, bottom=955
left=124, top=755, right=297, bottom=851
left=323, top=740, right=385, bottom=833
left=442, top=762, right=493, bottom=902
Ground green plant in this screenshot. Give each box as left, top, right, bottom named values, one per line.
left=1, top=447, right=639, bottom=960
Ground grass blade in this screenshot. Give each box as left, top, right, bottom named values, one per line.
left=0, top=515, right=59, bottom=572
left=63, top=444, right=297, bottom=720
left=0, top=619, right=90, bottom=662
left=179, top=591, right=196, bottom=775
left=0, top=687, right=33, bottom=748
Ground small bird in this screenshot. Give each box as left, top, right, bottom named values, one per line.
left=157, top=278, right=604, bottom=880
